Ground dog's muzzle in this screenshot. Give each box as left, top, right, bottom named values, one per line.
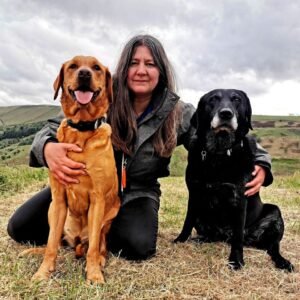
left=66, top=68, right=101, bottom=105
left=211, top=108, right=238, bottom=132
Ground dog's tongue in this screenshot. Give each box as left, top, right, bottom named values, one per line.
left=74, top=91, right=93, bottom=104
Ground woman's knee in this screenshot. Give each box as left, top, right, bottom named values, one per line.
left=7, top=215, right=48, bottom=245
left=108, top=197, right=159, bottom=260
left=125, top=234, right=156, bottom=260
left=108, top=225, right=157, bottom=260
left=7, top=216, right=18, bottom=241
left=6, top=187, right=51, bottom=245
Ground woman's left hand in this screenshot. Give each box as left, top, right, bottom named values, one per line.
left=244, top=165, right=266, bottom=197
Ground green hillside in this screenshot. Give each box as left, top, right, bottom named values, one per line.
left=252, top=115, right=300, bottom=122
left=0, top=105, right=60, bottom=126
left=0, top=105, right=60, bottom=165
left=0, top=106, right=299, bottom=176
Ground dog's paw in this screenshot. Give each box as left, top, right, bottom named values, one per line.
left=173, top=234, right=189, bottom=243
left=31, top=260, right=56, bottom=282
left=228, top=253, right=244, bottom=270
left=173, top=238, right=182, bottom=243
left=31, top=270, right=51, bottom=282
left=87, top=270, right=105, bottom=284
left=229, top=248, right=244, bottom=270
left=275, top=258, right=294, bottom=272
left=228, top=260, right=244, bottom=271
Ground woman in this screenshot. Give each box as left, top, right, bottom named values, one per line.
left=7, top=35, right=272, bottom=260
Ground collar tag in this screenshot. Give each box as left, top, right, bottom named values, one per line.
left=94, top=118, right=100, bottom=130
left=201, top=150, right=207, bottom=161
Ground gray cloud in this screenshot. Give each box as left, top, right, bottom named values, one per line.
left=0, top=0, right=299, bottom=113
left=168, top=0, right=300, bottom=89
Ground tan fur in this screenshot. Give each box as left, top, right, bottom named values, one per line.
left=29, top=56, right=120, bottom=284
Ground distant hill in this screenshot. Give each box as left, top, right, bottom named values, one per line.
left=0, top=105, right=60, bottom=126
left=0, top=105, right=60, bottom=165
left=0, top=106, right=299, bottom=168
left=1, top=105, right=299, bottom=127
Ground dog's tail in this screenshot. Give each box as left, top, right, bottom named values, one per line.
left=19, top=247, right=46, bottom=257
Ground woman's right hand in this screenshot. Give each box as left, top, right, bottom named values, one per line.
left=44, top=142, right=86, bottom=186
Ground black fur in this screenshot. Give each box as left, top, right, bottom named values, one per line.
left=175, top=89, right=294, bottom=272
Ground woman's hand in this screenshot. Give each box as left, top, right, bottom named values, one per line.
left=244, top=165, right=266, bottom=196
left=44, top=142, right=86, bottom=185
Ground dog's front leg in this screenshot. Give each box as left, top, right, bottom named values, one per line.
left=228, top=201, right=247, bottom=270
left=174, top=192, right=199, bottom=243
left=32, top=183, right=67, bottom=281
left=98, top=203, right=120, bottom=269
left=86, top=191, right=105, bottom=284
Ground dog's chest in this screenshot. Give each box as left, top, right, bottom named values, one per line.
left=57, top=121, right=113, bottom=169
left=56, top=121, right=117, bottom=214
left=190, top=151, right=252, bottom=184
left=187, top=144, right=254, bottom=211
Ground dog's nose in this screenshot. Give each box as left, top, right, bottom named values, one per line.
left=78, top=69, right=91, bottom=81
left=219, top=108, right=233, bottom=120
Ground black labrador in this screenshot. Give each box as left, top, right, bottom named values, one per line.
left=175, top=89, right=294, bottom=272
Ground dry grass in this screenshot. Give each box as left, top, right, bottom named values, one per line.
left=0, top=177, right=299, bottom=299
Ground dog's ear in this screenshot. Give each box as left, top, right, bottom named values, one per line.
left=105, top=68, right=113, bottom=103
left=192, top=93, right=210, bottom=135
left=53, top=64, right=64, bottom=100
left=190, top=111, right=198, bottom=128
left=190, top=94, right=205, bottom=129
left=241, top=91, right=253, bottom=130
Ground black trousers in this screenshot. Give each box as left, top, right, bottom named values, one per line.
left=7, top=187, right=159, bottom=260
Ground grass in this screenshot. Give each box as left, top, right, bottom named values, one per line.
left=252, top=128, right=300, bottom=138
left=0, top=165, right=48, bottom=195
left=252, top=115, right=300, bottom=122
left=169, top=146, right=187, bottom=177
left=0, top=166, right=299, bottom=299
left=272, top=158, right=300, bottom=176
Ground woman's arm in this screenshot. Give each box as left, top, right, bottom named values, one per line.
left=245, top=143, right=273, bottom=196
left=29, top=114, right=86, bottom=185
left=253, top=143, right=273, bottom=186
left=176, top=101, right=196, bottom=150
left=29, top=116, right=62, bottom=167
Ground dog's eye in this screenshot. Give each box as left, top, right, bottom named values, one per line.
left=231, top=96, right=241, bottom=103
left=93, top=65, right=101, bottom=71
left=69, top=64, right=78, bottom=69
left=209, top=95, right=221, bottom=104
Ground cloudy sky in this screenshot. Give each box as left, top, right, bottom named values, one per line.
left=1, top=0, right=300, bottom=115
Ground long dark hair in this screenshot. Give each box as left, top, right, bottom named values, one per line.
left=109, top=34, right=180, bottom=157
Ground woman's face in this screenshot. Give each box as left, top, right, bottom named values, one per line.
left=127, top=45, right=160, bottom=99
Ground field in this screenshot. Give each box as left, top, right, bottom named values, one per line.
left=0, top=106, right=299, bottom=299
left=0, top=166, right=299, bottom=299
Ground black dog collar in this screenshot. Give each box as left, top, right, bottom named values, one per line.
left=67, top=117, right=106, bottom=132
left=201, top=139, right=244, bottom=161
